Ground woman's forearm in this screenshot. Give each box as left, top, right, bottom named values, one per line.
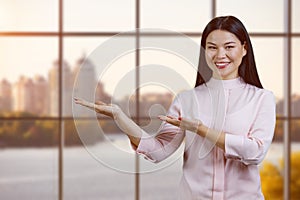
left=113, top=110, right=144, bottom=147
left=196, top=125, right=225, bottom=151
left=127, top=135, right=141, bottom=147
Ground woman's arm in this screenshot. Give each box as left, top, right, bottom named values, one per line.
left=159, top=91, right=276, bottom=165
left=158, top=115, right=225, bottom=151
left=74, top=98, right=141, bottom=147
left=74, top=97, right=185, bottom=163
left=223, top=92, right=276, bottom=165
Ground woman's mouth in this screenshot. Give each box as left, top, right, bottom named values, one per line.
left=215, top=62, right=230, bottom=69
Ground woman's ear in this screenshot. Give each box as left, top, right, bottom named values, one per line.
left=242, top=42, right=247, bottom=57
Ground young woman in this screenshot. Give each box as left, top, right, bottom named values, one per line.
left=74, top=16, right=276, bottom=199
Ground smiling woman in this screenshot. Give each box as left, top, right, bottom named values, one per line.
left=0, top=0, right=294, bottom=200
left=205, top=30, right=247, bottom=80
left=75, top=16, right=277, bottom=200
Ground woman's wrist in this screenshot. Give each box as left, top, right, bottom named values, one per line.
left=196, top=125, right=225, bottom=150
left=196, top=124, right=209, bottom=137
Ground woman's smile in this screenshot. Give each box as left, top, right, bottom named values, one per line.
left=215, top=62, right=231, bottom=69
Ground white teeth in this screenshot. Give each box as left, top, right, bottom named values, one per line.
left=215, top=62, right=229, bottom=67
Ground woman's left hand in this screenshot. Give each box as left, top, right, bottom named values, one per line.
left=158, top=115, right=203, bottom=133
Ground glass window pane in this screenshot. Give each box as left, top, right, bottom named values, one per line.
left=64, top=37, right=135, bottom=117
left=64, top=119, right=135, bottom=199
left=138, top=36, right=199, bottom=198
left=141, top=0, right=211, bottom=32
left=63, top=38, right=104, bottom=117
left=292, top=38, right=300, bottom=117
left=140, top=158, right=182, bottom=199
left=137, top=35, right=200, bottom=119
left=260, top=119, right=284, bottom=199
left=0, top=0, right=58, bottom=32
left=64, top=0, right=135, bottom=32
left=216, top=0, right=284, bottom=32
left=291, top=119, right=300, bottom=199
left=0, top=120, right=58, bottom=200
left=0, top=37, right=58, bottom=117
left=292, top=0, right=300, bottom=32
left=251, top=38, right=284, bottom=115
left=139, top=36, right=200, bottom=93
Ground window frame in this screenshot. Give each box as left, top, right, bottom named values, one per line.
left=0, top=0, right=299, bottom=200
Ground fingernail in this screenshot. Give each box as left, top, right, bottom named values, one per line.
left=178, top=117, right=182, bottom=121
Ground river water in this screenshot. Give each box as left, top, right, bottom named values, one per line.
left=0, top=135, right=298, bottom=200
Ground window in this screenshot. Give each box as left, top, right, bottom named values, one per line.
left=0, top=1, right=296, bottom=199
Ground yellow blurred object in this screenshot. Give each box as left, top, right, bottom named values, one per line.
left=260, top=151, right=300, bottom=200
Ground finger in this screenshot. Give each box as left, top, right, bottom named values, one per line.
left=74, top=98, right=95, bottom=109
left=73, top=97, right=83, bottom=104
left=158, top=115, right=181, bottom=127
left=167, top=115, right=176, bottom=120
left=74, top=97, right=87, bottom=103
left=168, top=118, right=181, bottom=127
left=158, top=115, right=169, bottom=121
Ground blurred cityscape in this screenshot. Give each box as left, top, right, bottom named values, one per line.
left=0, top=54, right=300, bottom=117
left=1, top=56, right=300, bottom=147
left=0, top=56, right=174, bottom=147
left=0, top=55, right=174, bottom=117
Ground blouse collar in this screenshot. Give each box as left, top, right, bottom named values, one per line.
left=206, top=77, right=246, bottom=89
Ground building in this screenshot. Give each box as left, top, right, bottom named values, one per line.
left=12, top=76, right=34, bottom=113
left=48, top=60, right=73, bottom=116
left=0, top=79, right=12, bottom=112
left=33, top=75, right=49, bottom=115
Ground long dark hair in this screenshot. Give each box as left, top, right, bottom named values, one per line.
left=194, top=16, right=263, bottom=88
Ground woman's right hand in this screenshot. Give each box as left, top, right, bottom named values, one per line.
left=74, top=97, right=120, bottom=119
left=158, top=115, right=202, bottom=133
left=74, top=97, right=142, bottom=147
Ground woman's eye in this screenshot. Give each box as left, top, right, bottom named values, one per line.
left=225, top=46, right=235, bottom=49
left=207, top=46, right=216, bottom=50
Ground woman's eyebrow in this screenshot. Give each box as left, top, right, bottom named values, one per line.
left=207, top=42, right=216, bottom=45
left=224, top=41, right=236, bottom=45
left=206, top=41, right=236, bottom=45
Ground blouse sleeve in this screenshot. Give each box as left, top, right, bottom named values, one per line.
left=133, top=95, right=185, bottom=163
left=224, top=91, right=276, bottom=165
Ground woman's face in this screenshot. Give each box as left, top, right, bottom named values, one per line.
left=205, top=29, right=247, bottom=80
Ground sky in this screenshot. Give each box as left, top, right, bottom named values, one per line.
left=0, top=0, right=299, bottom=99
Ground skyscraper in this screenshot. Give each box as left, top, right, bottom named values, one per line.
left=33, top=75, right=49, bottom=115
left=12, top=76, right=34, bottom=113
left=0, top=79, right=12, bottom=112
left=48, top=60, right=73, bottom=116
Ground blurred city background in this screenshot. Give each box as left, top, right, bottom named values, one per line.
left=0, top=0, right=299, bottom=200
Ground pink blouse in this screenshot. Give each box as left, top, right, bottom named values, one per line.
left=134, top=77, right=276, bottom=200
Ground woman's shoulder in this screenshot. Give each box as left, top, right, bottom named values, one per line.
left=245, top=84, right=275, bottom=102
left=176, top=85, right=208, bottom=98
left=246, top=84, right=273, bottom=94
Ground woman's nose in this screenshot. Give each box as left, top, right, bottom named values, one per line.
left=216, top=48, right=226, bottom=58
